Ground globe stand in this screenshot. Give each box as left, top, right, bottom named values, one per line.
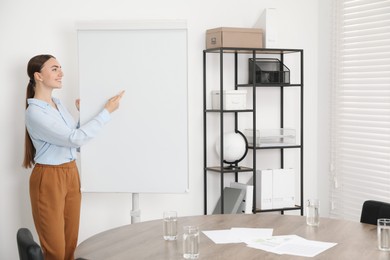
left=216, top=130, right=249, bottom=168
left=223, top=165, right=244, bottom=171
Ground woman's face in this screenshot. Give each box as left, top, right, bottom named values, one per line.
left=35, top=58, right=64, bottom=89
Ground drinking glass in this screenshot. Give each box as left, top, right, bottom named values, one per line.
left=183, top=226, right=200, bottom=259
left=306, top=199, right=320, bottom=226
left=377, top=218, right=390, bottom=251
left=163, top=211, right=177, bottom=240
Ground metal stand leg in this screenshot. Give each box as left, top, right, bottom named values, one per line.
left=131, top=193, right=141, bottom=223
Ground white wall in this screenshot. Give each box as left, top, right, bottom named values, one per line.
left=0, top=0, right=326, bottom=258
left=317, top=0, right=333, bottom=218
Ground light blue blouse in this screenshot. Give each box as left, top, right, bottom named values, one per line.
left=25, top=97, right=110, bottom=165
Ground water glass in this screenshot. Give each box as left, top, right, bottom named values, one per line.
left=378, top=218, right=390, bottom=251
left=306, top=199, right=320, bottom=226
left=183, top=226, right=200, bottom=259
left=163, top=211, right=177, bottom=240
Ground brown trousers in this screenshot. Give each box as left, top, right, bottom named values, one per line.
left=30, top=161, right=81, bottom=260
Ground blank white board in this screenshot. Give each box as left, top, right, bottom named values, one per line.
left=77, top=21, right=188, bottom=193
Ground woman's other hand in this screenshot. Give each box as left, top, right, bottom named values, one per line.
left=75, top=99, right=80, bottom=111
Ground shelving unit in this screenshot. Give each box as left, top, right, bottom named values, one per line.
left=203, top=47, right=304, bottom=215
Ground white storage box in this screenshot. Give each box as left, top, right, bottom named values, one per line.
left=244, top=128, right=296, bottom=147
left=211, top=90, right=247, bottom=110
left=255, top=169, right=295, bottom=210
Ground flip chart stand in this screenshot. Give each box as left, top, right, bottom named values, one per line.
left=131, top=193, right=141, bottom=223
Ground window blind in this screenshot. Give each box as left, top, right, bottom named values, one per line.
left=330, top=0, right=390, bottom=221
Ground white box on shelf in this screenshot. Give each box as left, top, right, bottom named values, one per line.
left=256, top=169, right=273, bottom=210
left=254, top=8, right=279, bottom=48
left=211, top=90, right=247, bottom=110
left=244, top=128, right=296, bottom=147
left=272, top=168, right=295, bottom=208
left=250, top=168, right=295, bottom=210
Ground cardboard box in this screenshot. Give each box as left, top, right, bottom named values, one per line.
left=206, top=27, right=263, bottom=49
left=211, top=90, right=247, bottom=110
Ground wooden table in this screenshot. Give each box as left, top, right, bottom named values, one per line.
left=75, top=214, right=390, bottom=259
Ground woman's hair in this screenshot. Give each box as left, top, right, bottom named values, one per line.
left=23, top=54, right=55, bottom=168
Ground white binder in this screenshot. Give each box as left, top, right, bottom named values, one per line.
left=250, top=168, right=295, bottom=210
left=274, top=168, right=295, bottom=208
left=257, top=169, right=273, bottom=210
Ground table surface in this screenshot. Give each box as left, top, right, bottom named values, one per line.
left=75, top=214, right=390, bottom=259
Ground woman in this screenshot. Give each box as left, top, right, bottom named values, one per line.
left=22, top=54, right=124, bottom=260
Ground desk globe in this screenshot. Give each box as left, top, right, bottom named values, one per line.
left=215, top=131, right=248, bottom=167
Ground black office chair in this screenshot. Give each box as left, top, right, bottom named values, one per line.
left=360, top=200, right=390, bottom=225
left=16, top=228, right=44, bottom=260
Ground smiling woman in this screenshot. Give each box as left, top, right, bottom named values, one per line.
left=22, top=54, right=125, bottom=260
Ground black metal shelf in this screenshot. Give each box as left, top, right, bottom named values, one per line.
left=237, top=83, right=302, bottom=88
left=205, top=109, right=254, bottom=113
left=206, top=166, right=253, bottom=173
left=249, top=145, right=302, bottom=150
left=203, top=47, right=304, bottom=216
left=256, top=205, right=303, bottom=213
left=204, top=47, right=303, bottom=55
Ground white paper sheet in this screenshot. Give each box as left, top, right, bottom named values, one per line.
left=246, top=235, right=337, bottom=257
left=202, top=228, right=273, bottom=244
left=231, top=228, right=273, bottom=242
left=202, top=230, right=239, bottom=244
left=244, top=235, right=304, bottom=253
left=273, top=239, right=337, bottom=257
left=203, top=228, right=337, bottom=257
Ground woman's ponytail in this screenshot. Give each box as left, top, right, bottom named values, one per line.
left=22, top=54, right=54, bottom=168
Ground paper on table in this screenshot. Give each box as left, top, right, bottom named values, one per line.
left=246, top=235, right=337, bottom=257
left=273, top=239, right=337, bottom=257
left=202, top=228, right=273, bottom=244
left=231, top=228, right=273, bottom=242
left=202, top=228, right=337, bottom=257
left=202, top=230, right=238, bottom=244
left=245, top=235, right=304, bottom=253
